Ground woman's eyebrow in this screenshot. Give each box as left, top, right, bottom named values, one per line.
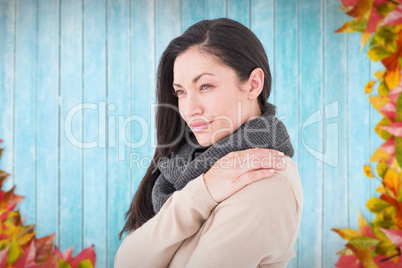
left=173, top=73, right=214, bottom=88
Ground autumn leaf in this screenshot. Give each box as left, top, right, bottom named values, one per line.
left=365, top=164, right=376, bottom=177
left=0, top=140, right=97, bottom=266
left=383, top=169, right=400, bottom=196
left=370, top=146, right=391, bottom=162
left=346, top=243, right=379, bottom=267
left=381, top=31, right=402, bottom=72
left=13, top=240, right=41, bottom=268
left=367, top=197, right=391, bottom=213
left=34, top=234, right=55, bottom=264
left=378, top=79, right=390, bottom=97
left=379, top=4, right=402, bottom=27
left=362, top=32, right=373, bottom=51
left=334, top=0, right=402, bottom=265
left=385, top=65, right=401, bottom=89
left=333, top=228, right=361, bottom=240
left=58, top=259, right=72, bottom=268
left=71, top=245, right=96, bottom=268
left=377, top=161, right=389, bottom=178
left=380, top=122, right=402, bottom=137
left=375, top=70, right=387, bottom=79
left=0, top=245, right=10, bottom=268
left=366, top=81, right=377, bottom=93
left=368, top=45, right=394, bottom=61
left=334, top=254, right=362, bottom=268
left=379, top=227, right=402, bottom=248
left=374, top=240, right=398, bottom=259
left=77, top=259, right=94, bottom=268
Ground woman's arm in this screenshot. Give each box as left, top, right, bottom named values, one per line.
left=114, top=173, right=219, bottom=268
left=185, top=172, right=301, bottom=268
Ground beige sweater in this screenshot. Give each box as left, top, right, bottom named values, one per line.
left=114, top=155, right=303, bottom=268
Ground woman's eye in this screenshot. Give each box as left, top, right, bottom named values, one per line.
left=174, top=90, right=184, bottom=96
left=201, top=84, right=211, bottom=90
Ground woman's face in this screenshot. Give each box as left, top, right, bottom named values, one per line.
left=173, top=46, right=262, bottom=146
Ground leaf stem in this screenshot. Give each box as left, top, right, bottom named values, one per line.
left=385, top=0, right=399, bottom=5
left=379, top=250, right=400, bottom=262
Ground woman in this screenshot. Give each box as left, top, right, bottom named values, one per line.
left=114, top=18, right=303, bottom=267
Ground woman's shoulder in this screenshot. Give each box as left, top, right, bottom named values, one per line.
left=213, top=155, right=303, bottom=218
left=204, top=155, right=303, bottom=263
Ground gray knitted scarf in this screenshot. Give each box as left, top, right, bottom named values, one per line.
left=152, top=106, right=294, bottom=214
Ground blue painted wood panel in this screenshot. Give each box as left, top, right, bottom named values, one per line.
left=299, top=0, right=324, bottom=266
left=59, top=0, right=83, bottom=256
left=83, top=0, right=107, bottom=266
left=0, top=0, right=374, bottom=267
left=36, top=0, right=60, bottom=245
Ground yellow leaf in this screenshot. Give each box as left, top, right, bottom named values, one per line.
left=385, top=66, right=401, bottom=89
left=358, top=210, right=369, bottom=235
left=335, top=20, right=358, bottom=33
left=361, top=32, right=372, bottom=52
left=368, top=45, right=393, bottom=61
left=368, top=96, right=390, bottom=114
left=370, top=147, right=391, bottom=162
left=332, top=228, right=360, bottom=240
left=364, top=164, right=375, bottom=177
left=377, top=161, right=389, bottom=178
left=336, top=247, right=354, bottom=255
left=375, top=117, right=392, bottom=140
left=375, top=241, right=398, bottom=257
left=374, top=70, right=386, bottom=80
left=367, top=197, right=391, bottom=213
left=365, top=81, right=376, bottom=94
left=376, top=184, right=387, bottom=194
left=390, top=158, right=402, bottom=174
left=339, top=5, right=354, bottom=13
left=393, top=25, right=402, bottom=33
left=17, top=232, right=35, bottom=246
left=384, top=169, right=400, bottom=195
left=378, top=80, right=390, bottom=98
left=7, top=241, right=20, bottom=264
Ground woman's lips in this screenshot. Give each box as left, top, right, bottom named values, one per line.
left=190, top=121, right=212, bottom=132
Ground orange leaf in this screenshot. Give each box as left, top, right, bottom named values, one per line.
left=335, top=20, right=359, bottom=33
left=17, top=232, right=35, bottom=247
left=385, top=65, right=401, bottom=89
left=364, top=164, right=375, bottom=177
left=374, top=70, right=386, bottom=80
left=368, top=96, right=390, bottom=113
left=370, top=147, right=391, bottom=162
left=346, top=0, right=374, bottom=18
left=365, top=81, right=376, bottom=94
left=383, top=169, right=400, bottom=196
left=382, top=31, right=402, bottom=71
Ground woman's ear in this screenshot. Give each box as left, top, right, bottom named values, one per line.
left=247, top=67, right=264, bottom=100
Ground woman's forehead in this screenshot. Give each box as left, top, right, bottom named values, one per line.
left=174, top=52, right=232, bottom=82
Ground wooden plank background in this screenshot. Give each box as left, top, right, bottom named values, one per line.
left=0, top=0, right=377, bottom=267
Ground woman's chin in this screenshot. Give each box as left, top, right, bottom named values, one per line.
left=192, top=134, right=212, bottom=147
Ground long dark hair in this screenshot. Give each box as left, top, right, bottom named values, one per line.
left=118, top=17, right=277, bottom=240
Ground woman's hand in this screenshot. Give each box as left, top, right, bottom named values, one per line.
left=203, top=148, right=286, bottom=203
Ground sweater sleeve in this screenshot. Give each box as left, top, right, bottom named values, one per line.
left=114, top=173, right=219, bottom=268
left=185, top=173, right=300, bottom=268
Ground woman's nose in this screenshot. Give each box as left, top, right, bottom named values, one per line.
left=181, top=93, right=204, bottom=118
